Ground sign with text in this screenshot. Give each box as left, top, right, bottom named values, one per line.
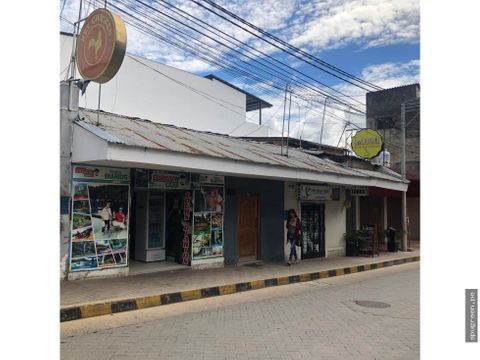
left=72, top=165, right=130, bottom=183
left=199, top=173, right=224, bottom=185
left=350, top=187, right=369, bottom=196
left=298, top=185, right=332, bottom=201
left=351, top=129, right=383, bottom=159
left=149, top=170, right=190, bottom=189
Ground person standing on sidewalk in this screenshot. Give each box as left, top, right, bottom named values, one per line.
left=286, top=209, right=302, bottom=265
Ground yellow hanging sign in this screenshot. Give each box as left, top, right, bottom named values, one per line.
left=351, top=129, right=383, bottom=159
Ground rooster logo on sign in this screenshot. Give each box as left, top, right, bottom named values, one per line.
left=88, top=30, right=102, bottom=59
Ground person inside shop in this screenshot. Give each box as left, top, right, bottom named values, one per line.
left=166, top=205, right=183, bottom=263
left=100, top=201, right=113, bottom=233
left=286, top=209, right=302, bottom=265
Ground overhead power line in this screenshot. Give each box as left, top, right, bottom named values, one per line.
left=103, top=0, right=368, bottom=123
left=151, top=0, right=366, bottom=109
left=191, top=0, right=383, bottom=91
left=113, top=0, right=365, bottom=114
left=72, top=0, right=367, bottom=141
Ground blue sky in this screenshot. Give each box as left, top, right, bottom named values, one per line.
left=60, top=0, right=420, bottom=145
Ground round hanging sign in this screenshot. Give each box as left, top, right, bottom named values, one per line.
left=351, top=128, right=383, bottom=159
left=76, top=8, right=127, bottom=84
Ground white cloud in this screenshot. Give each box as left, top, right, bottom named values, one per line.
left=59, top=1, right=419, bottom=145
left=289, top=0, right=419, bottom=51
left=60, top=0, right=419, bottom=72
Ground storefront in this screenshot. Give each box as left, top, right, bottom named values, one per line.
left=284, top=183, right=347, bottom=260
left=68, top=164, right=227, bottom=278
left=62, top=108, right=409, bottom=279
left=223, top=176, right=284, bottom=265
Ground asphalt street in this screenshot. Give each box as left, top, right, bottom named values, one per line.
left=61, top=262, right=419, bottom=360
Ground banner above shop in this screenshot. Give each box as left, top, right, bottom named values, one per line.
left=150, top=170, right=190, bottom=189
left=72, top=165, right=130, bottom=183
left=198, top=173, right=224, bottom=185
left=350, top=187, right=369, bottom=196
left=134, top=169, right=191, bottom=189
left=298, top=184, right=332, bottom=201
left=76, top=8, right=127, bottom=84
left=351, top=129, right=383, bottom=159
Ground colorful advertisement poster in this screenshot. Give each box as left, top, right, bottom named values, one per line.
left=135, top=169, right=191, bottom=189
left=192, top=186, right=224, bottom=259
left=182, top=190, right=192, bottom=266
left=150, top=170, right=190, bottom=189
left=194, top=186, right=224, bottom=213
left=69, top=165, right=130, bottom=272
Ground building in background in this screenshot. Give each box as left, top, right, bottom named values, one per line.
left=365, top=84, right=420, bottom=243
left=60, top=32, right=269, bottom=136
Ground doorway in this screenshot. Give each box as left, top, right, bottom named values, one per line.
left=300, top=203, right=325, bottom=258
left=237, top=193, right=260, bottom=261
left=165, top=192, right=183, bottom=263
left=134, top=191, right=166, bottom=262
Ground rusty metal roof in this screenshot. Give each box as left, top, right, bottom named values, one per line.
left=77, top=108, right=405, bottom=183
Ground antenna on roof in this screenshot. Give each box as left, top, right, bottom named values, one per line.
left=285, top=87, right=293, bottom=157
left=280, top=82, right=289, bottom=156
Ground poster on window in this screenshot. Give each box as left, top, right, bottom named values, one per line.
left=194, top=186, right=224, bottom=212
left=70, top=165, right=130, bottom=272
left=181, top=190, right=192, bottom=266
left=192, top=186, right=224, bottom=259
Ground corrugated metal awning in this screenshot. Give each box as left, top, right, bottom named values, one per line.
left=74, top=108, right=408, bottom=190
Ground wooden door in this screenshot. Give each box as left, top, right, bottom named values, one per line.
left=237, top=194, right=259, bottom=261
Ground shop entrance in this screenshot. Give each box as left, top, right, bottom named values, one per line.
left=237, top=193, right=259, bottom=261
left=300, top=203, right=325, bottom=258
left=134, top=191, right=165, bottom=262
left=130, top=189, right=186, bottom=272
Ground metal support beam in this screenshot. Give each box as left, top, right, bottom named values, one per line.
left=259, top=102, right=262, bottom=125
left=319, top=97, right=327, bottom=145
left=280, top=83, right=288, bottom=156
left=286, top=90, right=292, bottom=157
left=401, top=102, right=408, bottom=251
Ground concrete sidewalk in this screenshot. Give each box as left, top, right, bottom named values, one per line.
left=61, top=249, right=419, bottom=321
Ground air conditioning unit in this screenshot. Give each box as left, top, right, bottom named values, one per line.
left=371, top=150, right=391, bottom=167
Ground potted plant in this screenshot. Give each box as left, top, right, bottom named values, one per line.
left=344, top=230, right=364, bottom=256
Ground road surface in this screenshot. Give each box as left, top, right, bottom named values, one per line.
left=61, top=262, right=419, bottom=360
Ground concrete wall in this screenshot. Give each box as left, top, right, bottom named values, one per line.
left=60, top=81, right=78, bottom=280
left=223, top=177, right=284, bottom=265
left=60, top=33, right=268, bottom=137
left=407, top=197, right=420, bottom=240
left=324, top=189, right=347, bottom=257
left=366, top=84, right=420, bottom=179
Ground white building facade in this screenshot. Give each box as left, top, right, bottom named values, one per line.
left=60, top=32, right=269, bottom=137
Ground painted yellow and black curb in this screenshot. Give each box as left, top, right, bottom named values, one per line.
left=61, top=255, right=420, bottom=322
